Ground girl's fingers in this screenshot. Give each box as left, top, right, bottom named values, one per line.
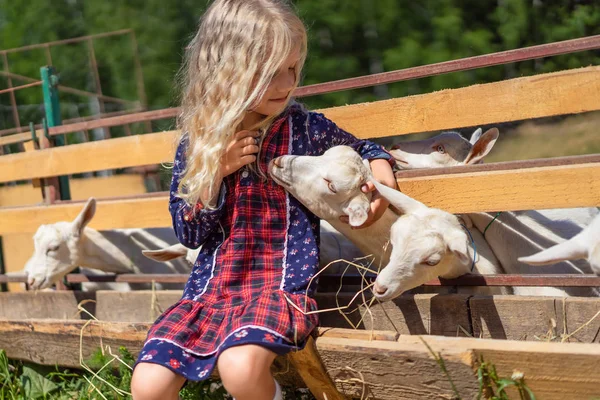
left=235, top=130, right=259, bottom=141
left=241, top=144, right=259, bottom=156
left=239, top=154, right=257, bottom=166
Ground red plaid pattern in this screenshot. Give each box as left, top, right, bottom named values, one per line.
left=146, top=111, right=319, bottom=355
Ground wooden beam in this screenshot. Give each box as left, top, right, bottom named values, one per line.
left=0, top=195, right=170, bottom=234
left=2, top=320, right=599, bottom=400
left=2, top=66, right=600, bottom=182
left=1, top=159, right=598, bottom=234
left=0, top=131, right=177, bottom=184
left=324, top=65, right=600, bottom=138
left=397, top=162, right=600, bottom=213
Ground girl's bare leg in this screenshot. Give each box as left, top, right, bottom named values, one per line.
left=217, top=344, right=279, bottom=400
left=131, top=362, right=187, bottom=400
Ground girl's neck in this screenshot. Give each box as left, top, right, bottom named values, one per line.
left=241, top=111, right=265, bottom=130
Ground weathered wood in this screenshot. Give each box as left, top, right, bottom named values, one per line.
left=0, top=291, right=95, bottom=320
left=0, top=195, right=170, bottom=234
left=288, top=336, right=347, bottom=400
left=470, top=296, right=567, bottom=341
left=358, top=294, right=473, bottom=337
left=95, top=290, right=182, bottom=322
left=397, top=162, right=600, bottom=213
left=1, top=161, right=599, bottom=234
left=3, top=320, right=600, bottom=400
left=0, top=131, right=177, bottom=184
left=323, top=65, right=600, bottom=138
left=562, top=297, right=600, bottom=344
left=3, top=66, right=600, bottom=183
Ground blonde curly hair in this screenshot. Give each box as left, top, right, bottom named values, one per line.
left=176, top=0, right=307, bottom=208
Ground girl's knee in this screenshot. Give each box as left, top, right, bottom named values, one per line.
left=217, top=345, right=276, bottom=395
left=131, top=362, right=185, bottom=400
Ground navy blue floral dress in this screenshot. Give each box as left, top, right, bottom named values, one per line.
left=135, top=103, right=393, bottom=381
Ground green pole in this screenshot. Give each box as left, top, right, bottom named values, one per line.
left=40, top=66, right=71, bottom=200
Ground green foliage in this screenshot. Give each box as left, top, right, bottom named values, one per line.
left=1, top=1, right=599, bottom=129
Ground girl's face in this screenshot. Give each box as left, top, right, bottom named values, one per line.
left=251, top=47, right=301, bottom=118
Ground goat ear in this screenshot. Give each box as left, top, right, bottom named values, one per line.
left=72, top=197, right=96, bottom=237
left=464, top=128, right=499, bottom=165
left=143, top=244, right=189, bottom=262
left=344, top=197, right=370, bottom=227
left=518, top=238, right=587, bottom=266
left=447, top=234, right=471, bottom=266
left=469, top=128, right=483, bottom=145
left=369, top=178, right=426, bottom=214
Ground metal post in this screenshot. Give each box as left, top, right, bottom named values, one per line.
left=0, top=238, right=6, bottom=292
left=40, top=66, right=71, bottom=200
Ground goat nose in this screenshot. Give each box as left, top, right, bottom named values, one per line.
left=273, top=157, right=282, bottom=168
left=391, top=144, right=401, bottom=150
left=373, top=281, right=388, bottom=295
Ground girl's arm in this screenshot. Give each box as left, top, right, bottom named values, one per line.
left=169, top=140, right=227, bottom=249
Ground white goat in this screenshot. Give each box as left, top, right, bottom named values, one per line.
left=519, top=213, right=600, bottom=275
left=392, top=128, right=599, bottom=297
left=24, top=197, right=191, bottom=291
left=268, top=145, right=505, bottom=300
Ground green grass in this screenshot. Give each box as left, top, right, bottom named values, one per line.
left=0, top=349, right=314, bottom=400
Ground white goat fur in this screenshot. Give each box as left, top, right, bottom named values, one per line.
left=392, top=128, right=599, bottom=297
left=519, top=213, right=600, bottom=276
left=24, top=197, right=191, bottom=291
left=268, top=145, right=506, bottom=301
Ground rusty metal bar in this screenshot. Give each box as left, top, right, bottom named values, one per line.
left=396, top=154, right=600, bottom=179
left=0, top=70, right=134, bottom=105
left=130, top=30, right=152, bottom=133
left=2, top=273, right=599, bottom=287
left=1, top=53, right=21, bottom=133
left=0, top=81, right=42, bottom=95
left=46, top=107, right=178, bottom=136
left=87, top=38, right=111, bottom=139
left=0, top=107, right=143, bottom=137
left=294, top=34, right=600, bottom=97
left=0, top=29, right=134, bottom=55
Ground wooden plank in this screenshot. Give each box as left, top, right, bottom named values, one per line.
left=1, top=320, right=600, bottom=399
left=324, top=66, right=600, bottom=138
left=288, top=336, right=347, bottom=400
left=0, top=195, right=170, bottom=234
left=3, top=66, right=600, bottom=182
left=1, top=161, right=598, bottom=234
left=394, top=335, right=600, bottom=400
left=397, top=162, right=600, bottom=213
left=357, top=294, right=473, bottom=337
left=563, top=297, right=600, bottom=344
left=0, top=131, right=177, bottom=184
left=0, top=291, right=95, bottom=319
left=95, top=290, right=183, bottom=322
left=470, top=296, right=567, bottom=341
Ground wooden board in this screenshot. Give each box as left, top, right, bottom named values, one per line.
left=0, top=291, right=95, bottom=319
left=0, top=131, right=177, bottom=184
left=0, top=195, right=170, bottom=234
left=1, top=161, right=598, bottom=234
left=323, top=66, right=600, bottom=139
left=0, top=174, right=147, bottom=207
left=2, top=320, right=599, bottom=400
left=2, top=66, right=600, bottom=183
left=397, top=162, right=600, bottom=213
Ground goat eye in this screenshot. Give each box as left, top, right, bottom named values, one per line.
left=46, top=246, right=59, bottom=254
left=424, top=258, right=440, bottom=266
left=436, top=145, right=445, bottom=154
left=324, top=179, right=337, bottom=193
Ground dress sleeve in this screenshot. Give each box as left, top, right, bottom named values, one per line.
left=169, top=140, right=227, bottom=249
left=307, top=111, right=395, bottom=166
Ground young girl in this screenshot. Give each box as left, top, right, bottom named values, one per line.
left=131, top=1, right=397, bottom=399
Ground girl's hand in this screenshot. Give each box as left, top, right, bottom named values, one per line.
left=339, top=158, right=397, bottom=229
left=220, top=130, right=260, bottom=177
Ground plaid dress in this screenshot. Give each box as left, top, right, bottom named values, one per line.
left=135, top=103, right=393, bottom=381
